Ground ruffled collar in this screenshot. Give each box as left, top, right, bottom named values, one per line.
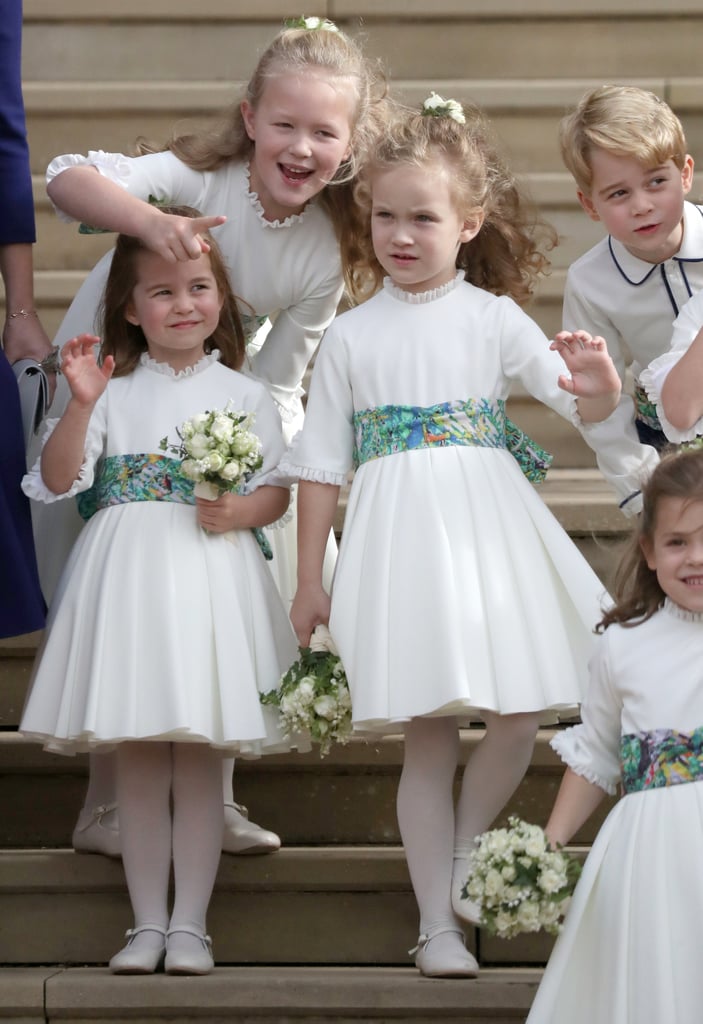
left=383, top=270, right=464, bottom=304
left=244, top=161, right=312, bottom=229
left=664, top=597, right=703, bottom=623
left=139, top=349, right=220, bottom=379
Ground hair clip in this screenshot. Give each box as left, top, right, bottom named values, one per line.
left=421, top=92, right=466, bottom=125
left=284, top=15, right=339, bottom=32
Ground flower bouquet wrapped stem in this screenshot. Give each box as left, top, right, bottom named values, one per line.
left=160, top=402, right=272, bottom=558
left=460, top=815, right=582, bottom=939
left=260, top=624, right=352, bottom=757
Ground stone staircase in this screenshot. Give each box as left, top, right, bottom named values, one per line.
left=4, top=0, right=700, bottom=1019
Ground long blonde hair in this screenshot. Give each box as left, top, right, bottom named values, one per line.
left=350, top=101, right=556, bottom=305
left=138, top=23, right=388, bottom=302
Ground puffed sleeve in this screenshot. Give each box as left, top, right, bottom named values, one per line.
left=278, top=321, right=355, bottom=485
left=499, top=297, right=657, bottom=515
left=640, top=290, right=703, bottom=443
left=551, top=631, right=623, bottom=795
left=46, top=150, right=209, bottom=220
left=21, top=396, right=107, bottom=503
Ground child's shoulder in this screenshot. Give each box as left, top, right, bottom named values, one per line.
left=566, top=235, right=613, bottom=279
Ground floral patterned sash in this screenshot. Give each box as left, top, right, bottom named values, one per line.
left=620, top=727, right=703, bottom=793
left=352, top=398, right=552, bottom=484
left=633, top=381, right=662, bottom=431
left=77, top=453, right=272, bottom=560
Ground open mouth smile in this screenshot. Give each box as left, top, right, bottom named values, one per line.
left=279, top=163, right=314, bottom=184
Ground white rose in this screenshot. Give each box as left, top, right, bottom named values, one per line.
left=231, top=432, right=259, bottom=456
left=494, top=910, right=516, bottom=938
left=210, top=414, right=234, bottom=443
left=516, top=900, right=541, bottom=932
left=220, top=460, right=242, bottom=482
left=538, top=868, right=566, bottom=895
left=180, top=459, right=203, bottom=481
left=484, top=868, right=505, bottom=900
left=202, top=450, right=226, bottom=473
left=187, top=432, right=211, bottom=459
left=313, top=695, right=337, bottom=720
left=297, top=679, right=316, bottom=704
left=190, top=413, right=210, bottom=432
left=180, top=420, right=196, bottom=440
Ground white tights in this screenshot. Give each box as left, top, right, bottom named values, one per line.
left=397, top=711, right=541, bottom=940
left=115, top=742, right=223, bottom=953
left=84, top=752, right=236, bottom=816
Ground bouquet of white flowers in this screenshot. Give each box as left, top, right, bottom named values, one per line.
left=461, top=815, right=582, bottom=939
left=160, top=402, right=263, bottom=497
left=260, top=625, right=352, bottom=757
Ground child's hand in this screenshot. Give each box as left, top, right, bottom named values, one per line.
left=61, top=334, right=114, bottom=407
left=195, top=491, right=248, bottom=533
left=143, top=209, right=227, bottom=262
left=551, top=330, right=621, bottom=401
left=290, top=584, right=332, bottom=647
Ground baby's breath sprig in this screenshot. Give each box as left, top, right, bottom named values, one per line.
left=421, top=91, right=466, bottom=125
left=284, top=15, right=339, bottom=32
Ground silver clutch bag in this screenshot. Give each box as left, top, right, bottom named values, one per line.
left=12, top=358, right=49, bottom=451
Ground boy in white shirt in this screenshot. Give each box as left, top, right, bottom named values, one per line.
left=560, top=85, right=701, bottom=493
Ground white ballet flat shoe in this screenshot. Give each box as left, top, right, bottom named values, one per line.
left=411, top=927, right=479, bottom=979
left=109, top=925, right=166, bottom=974
left=164, top=927, right=214, bottom=975
left=72, top=802, right=121, bottom=858
left=222, top=801, right=281, bottom=855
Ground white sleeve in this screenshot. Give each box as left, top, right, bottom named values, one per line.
left=639, top=290, right=703, bottom=442
left=500, top=299, right=657, bottom=515
left=46, top=150, right=209, bottom=220
left=21, top=398, right=107, bottom=503
left=249, top=263, right=345, bottom=408
left=550, top=632, right=623, bottom=795
left=241, top=387, right=289, bottom=493
left=278, top=321, right=354, bottom=485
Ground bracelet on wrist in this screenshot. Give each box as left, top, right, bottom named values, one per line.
left=7, top=308, right=38, bottom=320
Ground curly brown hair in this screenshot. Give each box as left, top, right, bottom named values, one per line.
left=598, top=448, right=703, bottom=631
left=97, top=206, right=246, bottom=377
left=349, top=100, right=557, bottom=306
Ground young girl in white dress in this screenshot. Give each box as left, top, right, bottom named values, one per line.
left=20, top=213, right=298, bottom=975
left=527, top=448, right=703, bottom=1022
left=39, top=16, right=387, bottom=857
left=285, top=97, right=629, bottom=978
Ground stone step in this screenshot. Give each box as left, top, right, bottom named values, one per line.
left=21, top=3, right=703, bottom=84
left=0, top=844, right=586, bottom=968
left=0, top=964, right=542, bottom=1023
left=21, top=77, right=703, bottom=179
left=0, top=727, right=616, bottom=849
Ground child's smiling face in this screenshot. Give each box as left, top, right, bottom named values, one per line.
left=577, top=148, right=694, bottom=264
left=242, top=71, right=355, bottom=223
left=642, top=495, right=703, bottom=613
left=370, top=161, right=482, bottom=294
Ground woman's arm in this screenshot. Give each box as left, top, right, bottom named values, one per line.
left=290, top=480, right=340, bottom=645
